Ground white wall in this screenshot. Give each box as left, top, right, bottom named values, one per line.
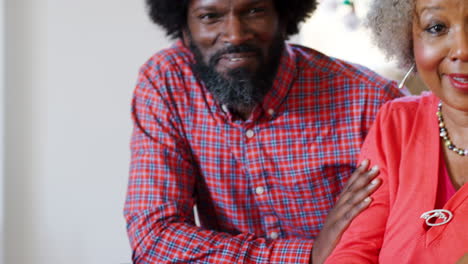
left=298, top=2, right=426, bottom=94
left=5, top=0, right=170, bottom=263
left=299, top=1, right=401, bottom=81
left=0, top=0, right=4, bottom=262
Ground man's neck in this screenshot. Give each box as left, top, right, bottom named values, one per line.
left=230, top=105, right=255, bottom=121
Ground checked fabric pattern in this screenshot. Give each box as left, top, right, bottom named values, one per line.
left=124, top=40, right=403, bottom=263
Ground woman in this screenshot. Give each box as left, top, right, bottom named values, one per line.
left=324, top=0, right=468, bottom=263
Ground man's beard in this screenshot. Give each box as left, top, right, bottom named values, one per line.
left=189, top=33, right=285, bottom=112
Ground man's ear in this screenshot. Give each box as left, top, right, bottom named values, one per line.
left=279, top=23, right=288, bottom=40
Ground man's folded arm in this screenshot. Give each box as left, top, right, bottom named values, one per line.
left=123, top=74, right=314, bottom=263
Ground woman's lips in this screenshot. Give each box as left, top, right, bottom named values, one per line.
left=448, top=74, right=468, bottom=92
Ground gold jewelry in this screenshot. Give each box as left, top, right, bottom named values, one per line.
left=437, top=102, right=468, bottom=156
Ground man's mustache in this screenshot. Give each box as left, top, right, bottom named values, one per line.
left=209, top=44, right=262, bottom=66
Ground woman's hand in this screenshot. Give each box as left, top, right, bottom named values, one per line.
left=456, top=253, right=468, bottom=264
left=311, top=159, right=381, bottom=264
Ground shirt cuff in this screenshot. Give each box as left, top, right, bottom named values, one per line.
left=269, top=239, right=313, bottom=264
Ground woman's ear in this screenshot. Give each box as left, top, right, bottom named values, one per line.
left=182, top=30, right=190, bottom=47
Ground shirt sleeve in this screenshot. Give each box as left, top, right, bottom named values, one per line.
left=123, top=68, right=314, bottom=264
left=324, top=102, right=394, bottom=264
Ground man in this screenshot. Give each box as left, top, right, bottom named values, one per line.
left=124, top=0, right=403, bottom=263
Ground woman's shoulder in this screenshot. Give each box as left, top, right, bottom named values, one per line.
left=371, top=92, right=438, bottom=135
left=382, top=91, right=436, bottom=115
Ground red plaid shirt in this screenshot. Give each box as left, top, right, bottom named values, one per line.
left=124, top=40, right=402, bottom=263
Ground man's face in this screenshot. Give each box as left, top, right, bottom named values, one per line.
left=184, top=0, right=285, bottom=110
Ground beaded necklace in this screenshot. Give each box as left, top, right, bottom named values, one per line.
left=437, top=102, right=468, bottom=156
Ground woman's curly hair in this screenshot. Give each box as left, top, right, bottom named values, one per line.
left=145, top=0, right=318, bottom=39
left=365, top=0, right=416, bottom=68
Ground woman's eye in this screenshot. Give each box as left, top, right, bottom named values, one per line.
left=425, top=23, right=447, bottom=35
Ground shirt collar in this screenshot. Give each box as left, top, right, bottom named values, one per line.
left=252, top=43, right=297, bottom=122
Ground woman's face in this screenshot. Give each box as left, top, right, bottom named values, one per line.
left=413, top=0, right=468, bottom=111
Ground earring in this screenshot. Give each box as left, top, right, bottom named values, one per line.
left=398, top=64, right=415, bottom=89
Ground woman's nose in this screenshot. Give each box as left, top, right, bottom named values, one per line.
left=449, top=29, right=468, bottom=62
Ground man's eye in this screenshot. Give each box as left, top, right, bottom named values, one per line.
left=199, top=13, right=219, bottom=21
left=425, top=23, right=447, bottom=35
left=248, top=7, right=266, bottom=15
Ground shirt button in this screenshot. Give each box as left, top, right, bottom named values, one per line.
left=267, top=108, right=275, bottom=116
left=255, top=186, right=265, bottom=195
left=246, top=129, right=255, bottom=139
left=269, top=231, right=279, bottom=239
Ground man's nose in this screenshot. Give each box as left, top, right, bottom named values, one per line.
left=221, top=15, right=253, bottom=46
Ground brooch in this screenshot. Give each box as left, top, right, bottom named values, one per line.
left=420, top=209, right=453, bottom=226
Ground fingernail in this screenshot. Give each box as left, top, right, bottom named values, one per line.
left=371, top=178, right=379, bottom=185
left=371, top=165, right=379, bottom=172
left=360, top=159, right=369, bottom=167
left=364, top=197, right=372, bottom=203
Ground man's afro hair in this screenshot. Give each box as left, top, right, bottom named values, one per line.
left=145, top=0, right=318, bottom=39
